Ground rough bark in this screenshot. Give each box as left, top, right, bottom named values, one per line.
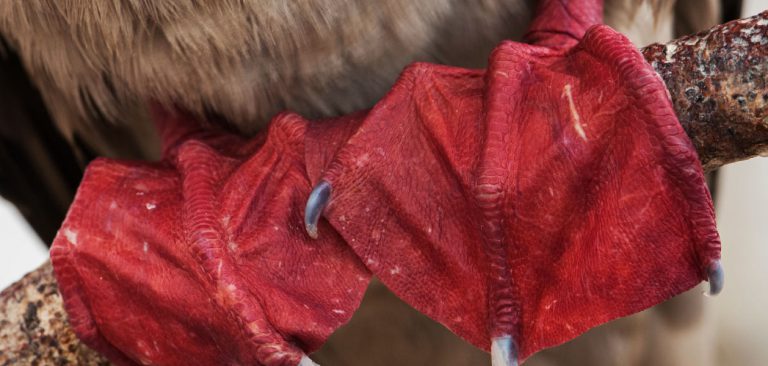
left=0, top=261, right=109, bottom=365
left=643, top=10, right=768, bottom=172
left=1, top=11, right=767, bottom=366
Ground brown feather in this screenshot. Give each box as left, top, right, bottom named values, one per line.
left=0, top=0, right=533, bottom=139
left=0, top=0, right=705, bottom=146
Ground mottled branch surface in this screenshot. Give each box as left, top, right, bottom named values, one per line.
left=0, top=262, right=109, bottom=365
left=644, top=10, right=768, bottom=172
left=2, top=12, right=768, bottom=366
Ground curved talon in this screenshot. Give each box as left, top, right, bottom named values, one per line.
left=707, top=260, right=725, bottom=296
left=298, top=355, right=320, bottom=366
left=491, top=335, right=519, bottom=366
left=305, top=180, right=332, bottom=239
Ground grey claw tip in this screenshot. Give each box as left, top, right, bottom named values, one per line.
left=299, top=355, right=320, bottom=366
left=707, top=260, right=724, bottom=296
left=491, top=335, right=519, bottom=366
left=305, top=180, right=332, bottom=239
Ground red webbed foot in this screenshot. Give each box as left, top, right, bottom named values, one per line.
left=51, top=108, right=370, bottom=366
left=302, top=2, right=721, bottom=364
left=51, top=1, right=725, bottom=365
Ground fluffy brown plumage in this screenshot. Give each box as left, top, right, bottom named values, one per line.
left=0, top=0, right=533, bottom=139
left=0, top=0, right=709, bottom=146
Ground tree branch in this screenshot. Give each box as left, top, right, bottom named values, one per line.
left=643, top=10, right=768, bottom=172
left=2, top=11, right=768, bottom=365
left=0, top=261, right=109, bottom=365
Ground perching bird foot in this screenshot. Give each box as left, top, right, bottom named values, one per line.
left=49, top=1, right=728, bottom=365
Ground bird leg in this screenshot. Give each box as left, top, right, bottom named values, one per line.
left=5, top=6, right=768, bottom=366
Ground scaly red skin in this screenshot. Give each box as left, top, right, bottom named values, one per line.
left=52, top=109, right=372, bottom=366
left=50, top=1, right=722, bottom=365
left=304, top=24, right=720, bottom=366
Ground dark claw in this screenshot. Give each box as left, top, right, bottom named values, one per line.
left=707, top=260, right=724, bottom=296
left=305, top=180, right=332, bottom=239
left=491, top=335, right=519, bottom=366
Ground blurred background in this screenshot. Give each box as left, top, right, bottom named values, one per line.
left=715, top=158, right=768, bottom=364
left=0, top=0, right=766, bottom=364
left=0, top=197, right=46, bottom=290
left=710, top=5, right=768, bottom=365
